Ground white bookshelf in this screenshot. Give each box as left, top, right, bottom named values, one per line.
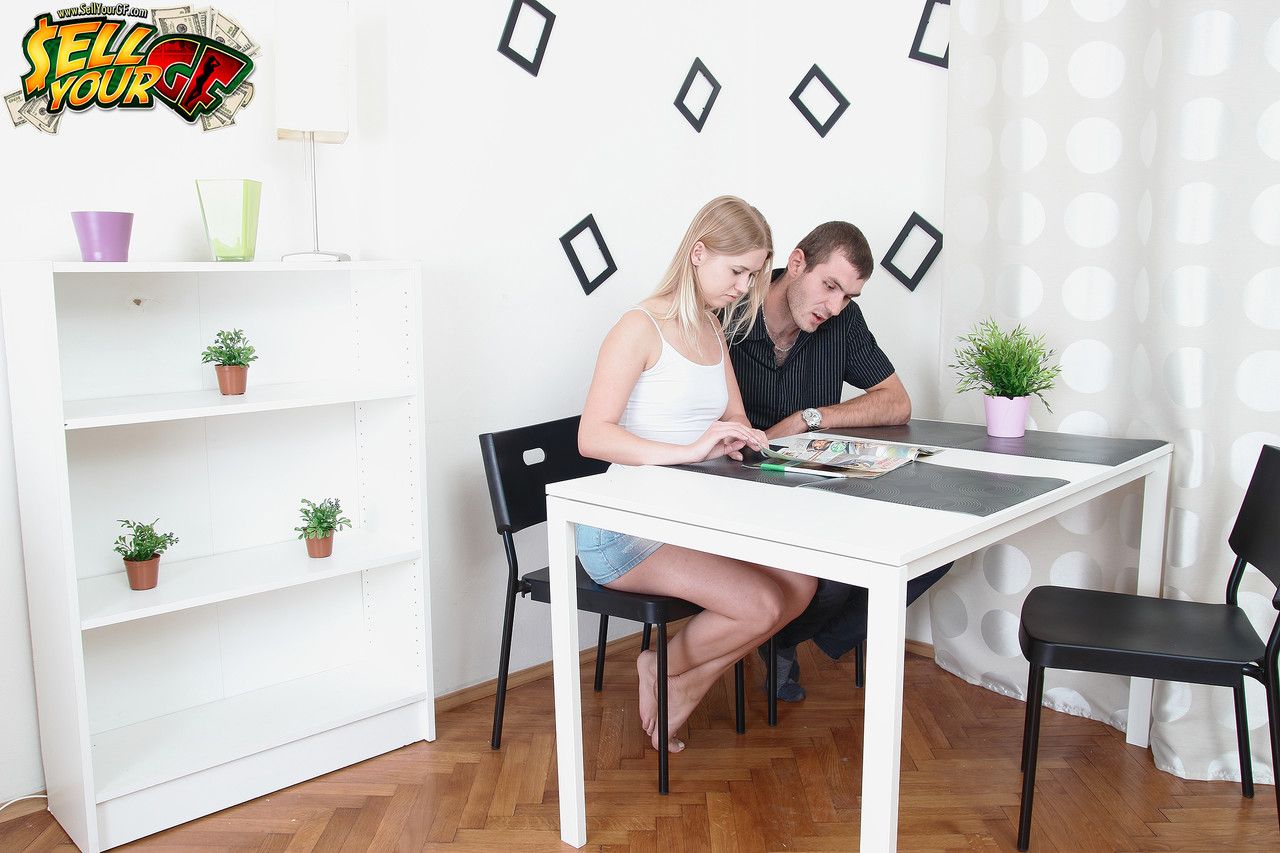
left=1, top=260, right=435, bottom=852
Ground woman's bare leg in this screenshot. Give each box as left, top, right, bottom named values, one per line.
left=606, top=546, right=816, bottom=749
left=650, top=565, right=816, bottom=743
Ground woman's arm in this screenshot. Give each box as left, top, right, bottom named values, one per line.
left=719, top=330, right=753, bottom=430
left=717, top=330, right=766, bottom=460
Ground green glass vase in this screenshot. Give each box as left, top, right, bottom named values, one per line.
left=195, top=179, right=262, bottom=261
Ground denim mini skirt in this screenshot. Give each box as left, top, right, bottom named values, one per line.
left=575, top=525, right=662, bottom=585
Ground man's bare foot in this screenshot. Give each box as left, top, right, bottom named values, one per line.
left=650, top=671, right=702, bottom=753
left=636, top=650, right=658, bottom=735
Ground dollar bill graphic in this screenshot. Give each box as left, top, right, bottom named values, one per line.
left=4, top=91, right=25, bottom=127
left=199, top=81, right=253, bottom=131
left=210, top=10, right=258, bottom=56
left=17, top=94, right=61, bottom=134
left=156, top=7, right=209, bottom=37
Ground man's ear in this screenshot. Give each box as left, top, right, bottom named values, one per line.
left=691, top=240, right=706, bottom=267
left=788, top=248, right=806, bottom=274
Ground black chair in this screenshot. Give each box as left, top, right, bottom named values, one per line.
left=1015, top=444, right=1280, bottom=850
left=479, top=415, right=748, bottom=794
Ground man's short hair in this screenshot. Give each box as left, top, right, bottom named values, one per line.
left=796, top=221, right=874, bottom=281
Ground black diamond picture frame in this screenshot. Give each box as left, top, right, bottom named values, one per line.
left=789, top=64, right=850, bottom=138
left=498, top=0, right=555, bottom=77
left=882, top=212, right=943, bottom=292
left=909, top=0, right=950, bottom=69
left=560, top=214, right=617, bottom=295
left=674, top=57, right=721, bottom=133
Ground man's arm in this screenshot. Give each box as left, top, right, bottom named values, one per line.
left=764, top=373, right=911, bottom=439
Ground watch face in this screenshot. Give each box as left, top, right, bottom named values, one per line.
left=802, top=408, right=821, bottom=429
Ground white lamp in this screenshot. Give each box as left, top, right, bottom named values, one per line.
left=275, top=0, right=352, bottom=261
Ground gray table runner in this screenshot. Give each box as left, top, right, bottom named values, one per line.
left=676, top=456, right=1069, bottom=517
left=829, top=420, right=1165, bottom=466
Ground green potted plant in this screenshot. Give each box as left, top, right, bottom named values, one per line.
left=201, top=328, right=258, bottom=396
left=294, top=498, right=352, bottom=558
left=950, top=318, right=1061, bottom=438
left=113, top=518, right=179, bottom=590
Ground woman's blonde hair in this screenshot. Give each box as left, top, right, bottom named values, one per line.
left=651, top=195, right=773, bottom=352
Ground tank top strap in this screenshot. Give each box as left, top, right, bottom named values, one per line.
left=627, top=306, right=664, bottom=335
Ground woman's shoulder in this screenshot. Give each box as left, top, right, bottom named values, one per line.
left=607, top=306, right=662, bottom=349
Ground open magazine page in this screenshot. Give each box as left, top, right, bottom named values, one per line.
left=752, top=434, right=938, bottom=479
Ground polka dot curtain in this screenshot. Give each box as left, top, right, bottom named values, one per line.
left=935, top=0, right=1280, bottom=784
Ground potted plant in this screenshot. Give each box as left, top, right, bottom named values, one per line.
left=950, top=318, right=1061, bottom=438
left=113, top=518, right=179, bottom=590
left=294, top=498, right=352, bottom=558
left=201, top=328, right=258, bottom=396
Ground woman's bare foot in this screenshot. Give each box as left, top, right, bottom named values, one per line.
left=636, top=650, right=658, bottom=735
left=650, top=671, right=702, bottom=753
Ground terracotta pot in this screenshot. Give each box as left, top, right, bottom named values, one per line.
left=305, top=534, right=334, bottom=558
left=215, top=364, right=249, bottom=395
left=124, top=556, right=160, bottom=590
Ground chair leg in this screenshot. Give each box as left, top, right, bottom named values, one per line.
left=657, top=621, right=669, bottom=795
left=854, top=639, right=866, bottom=689
left=1233, top=680, right=1254, bottom=798
left=641, top=623, right=651, bottom=651
left=491, top=575, right=520, bottom=750
left=593, top=614, right=609, bottom=693
left=1017, top=663, right=1046, bottom=851
left=1265, top=665, right=1280, bottom=832
left=767, top=636, right=778, bottom=726
left=734, top=659, right=746, bottom=733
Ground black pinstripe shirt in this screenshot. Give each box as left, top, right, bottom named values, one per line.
left=729, top=272, right=896, bottom=431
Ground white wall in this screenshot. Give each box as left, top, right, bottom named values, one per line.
left=0, top=1, right=947, bottom=801
left=377, top=2, right=949, bottom=699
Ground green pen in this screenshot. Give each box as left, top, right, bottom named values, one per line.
left=757, top=460, right=848, bottom=479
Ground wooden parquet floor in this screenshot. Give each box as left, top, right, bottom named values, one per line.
left=3, top=640, right=1278, bottom=852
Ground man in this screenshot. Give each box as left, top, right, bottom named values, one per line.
left=727, top=220, right=952, bottom=701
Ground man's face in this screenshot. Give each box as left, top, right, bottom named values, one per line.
left=785, top=250, right=865, bottom=333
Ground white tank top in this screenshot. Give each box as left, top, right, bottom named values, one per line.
left=618, top=308, right=729, bottom=446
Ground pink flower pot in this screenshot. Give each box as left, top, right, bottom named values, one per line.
left=984, top=395, right=1030, bottom=438
left=70, top=211, right=133, bottom=261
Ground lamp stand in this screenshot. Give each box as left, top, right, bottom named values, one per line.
left=282, top=131, right=350, bottom=262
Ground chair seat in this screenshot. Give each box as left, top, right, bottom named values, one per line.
left=523, top=563, right=704, bottom=624
left=1020, top=586, right=1267, bottom=686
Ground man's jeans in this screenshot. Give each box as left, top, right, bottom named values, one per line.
left=768, top=563, right=954, bottom=684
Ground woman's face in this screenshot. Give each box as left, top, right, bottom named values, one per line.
left=691, top=243, right=769, bottom=309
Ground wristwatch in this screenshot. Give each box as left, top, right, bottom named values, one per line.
left=801, top=407, right=823, bottom=431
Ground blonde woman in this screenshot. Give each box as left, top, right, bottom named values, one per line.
left=578, top=196, right=818, bottom=752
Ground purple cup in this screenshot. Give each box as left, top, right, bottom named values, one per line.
left=70, top=211, right=134, bottom=262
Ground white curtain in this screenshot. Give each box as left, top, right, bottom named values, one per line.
left=933, top=0, right=1280, bottom=783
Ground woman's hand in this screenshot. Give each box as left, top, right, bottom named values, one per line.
left=689, top=420, right=769, bottom=463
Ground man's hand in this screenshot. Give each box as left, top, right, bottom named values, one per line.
left=765, top=411, right=809, bottom=440
left=764, top=375, right=913, bottom=439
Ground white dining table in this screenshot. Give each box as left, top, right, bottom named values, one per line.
left=545, top=424, right=1172, bottom=850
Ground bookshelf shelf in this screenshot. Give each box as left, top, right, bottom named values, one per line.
left=63, top=380, right=415, bottom=430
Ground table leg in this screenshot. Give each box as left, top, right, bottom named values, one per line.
left=548, top=502, right=587, bottom=847
left=860, top=569, right=908, bottom=851
left=1128, top=454, right=1171, bottom=748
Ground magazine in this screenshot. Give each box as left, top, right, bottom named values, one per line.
left=745, top=433, right=941, bottom=479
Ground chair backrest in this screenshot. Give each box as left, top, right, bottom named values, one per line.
left=1228, top=444, right=1280, bottom=594
left=478, top=415, right=610, bottom=535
